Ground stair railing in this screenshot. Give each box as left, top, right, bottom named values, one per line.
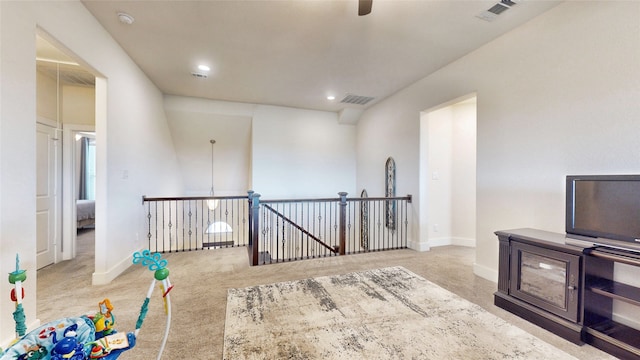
left=248, top=192, right=411, bottom=266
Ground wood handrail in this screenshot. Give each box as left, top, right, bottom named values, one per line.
left=142, top=195, right=247, bottom=203
left=261, top=195, right=412, bottom=204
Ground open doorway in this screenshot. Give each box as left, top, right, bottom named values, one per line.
left=74, top=131, right=96, bottom=258
left=420, top=95, right=477, bottom=247
left=36, top=32, right=97, bottom=268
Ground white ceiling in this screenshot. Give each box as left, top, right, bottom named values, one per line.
left=36, top=35, right=96, bottom=86
left=79, top=0, right=561, bottom=113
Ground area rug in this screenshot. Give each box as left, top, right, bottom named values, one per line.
left=223, top=266, right=576, bottom=359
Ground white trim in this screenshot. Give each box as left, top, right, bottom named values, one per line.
left=0, top=320, right=41, bottom=350
left=36, top=115, right=58, bottom=128
left=428, top=237, right=453, bottom=247
left=91, top=249, right=140, bottom=285
left=61, top=124, right=95, bottom=262
left=408, top=239, right=431, bottom=252
left=451, top=237, right=476, bottom=247
left=474, top=262, right=498, bottom=283
left=613, top=312, right=640, bottom=332
left=427, top=237, right=476, bottom=248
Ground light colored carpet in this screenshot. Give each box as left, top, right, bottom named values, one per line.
left=35, top=230, right=614, bottom=359
left=223, top=266, right=578, bottom=360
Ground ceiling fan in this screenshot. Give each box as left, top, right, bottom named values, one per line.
left=359, top=0, right=372, bottom=16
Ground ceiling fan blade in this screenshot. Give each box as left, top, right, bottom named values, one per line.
left=358, top=0, right=372, bottom=16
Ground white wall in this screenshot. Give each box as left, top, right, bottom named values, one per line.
left=357, top=1, right=640, bottom=281
left=36, top=69, right=59, bottom=121
left=164, top=96, right=253, bottom=196
left=426, top=107, right=453, bottom=245
left=164, top=96, right=355, bottom=200
left=0, top=1, right=182, bottom=345
left=252, top=105, right=356, bottom=199
left=422, top=99, right=476, bottom=248
left=62, top=85, right=95, bottom=125
left=451, top=100, right=476, bottom=245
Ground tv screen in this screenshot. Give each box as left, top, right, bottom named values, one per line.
left=566, top=175, right=640, bottom=249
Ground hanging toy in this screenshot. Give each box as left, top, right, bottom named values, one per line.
left=89, top=299, right=116, bottom=338
left=132, top=250, right=173, bottom=360
left=8, top=254, right=27, bottom=338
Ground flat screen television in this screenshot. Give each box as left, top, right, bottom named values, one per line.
left=566, top=175, right=640, bottom=252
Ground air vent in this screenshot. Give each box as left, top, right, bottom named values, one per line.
left=476, top=0, right=519, bottom=22
left=191, top=72, right=208, bottom=79
left=340, top=94, right=375, bottom=106
left=488, top=3, right=509, bottom=15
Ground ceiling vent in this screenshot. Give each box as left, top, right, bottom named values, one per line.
left=340, top=94, right=375, bottom=106
left=488, top=3, right=510, bottom=15
left=191, top=72, right=208, bottom=79
left=476, top=0, right=519, bottom=22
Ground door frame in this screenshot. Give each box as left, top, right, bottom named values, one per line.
left=61, top=124, right=95, bottom=261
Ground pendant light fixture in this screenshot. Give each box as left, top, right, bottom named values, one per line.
left=204, top=139, right=232, bottom=234
left=206, top=139, right=219, bottom=210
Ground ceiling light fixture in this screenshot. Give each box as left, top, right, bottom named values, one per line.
left=198, top=65, right=210, bottom=72
left=117, top=12, right=135, bottom=25
left=204, top=139, right=233, bottom=235
left=327, top=95, right=336, bottom=101
left=207, top=139, right=219, bottom=211
left=36, top=57, right=80, bottom=66
left=205, top=221, right=233, bottom=234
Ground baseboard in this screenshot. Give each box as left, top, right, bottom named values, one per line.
left=1, top=319, right=41, bottom=350
left=409, top=237, right=475, bottom=251
left=428, top=237, right=452, bottom=247
left=613, top=312, right=640, bottom=332
left=91, top=250, right=138, bottom=285
left=451, top=237, right=476, bottom=247
left=408, top=239, right=430, bottom=252
left=474, top=262, right=498, bottom=283
left=428, top=237, right=476, bottom=248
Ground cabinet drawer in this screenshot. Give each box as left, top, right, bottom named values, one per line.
left=510, top=241, right=581, bottom=322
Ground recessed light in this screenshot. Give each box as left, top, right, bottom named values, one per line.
left=198, top=65, right=210, bottom=72
left=327, top=95, right=336, bottom=101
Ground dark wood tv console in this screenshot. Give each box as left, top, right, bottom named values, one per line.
left=495, top=228, right=640, bottom=359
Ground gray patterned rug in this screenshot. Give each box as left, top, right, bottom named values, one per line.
left=223, top=266, right=576, bottom=359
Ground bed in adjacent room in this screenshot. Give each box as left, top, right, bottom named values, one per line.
left=77, top=199, right=95, bottom=228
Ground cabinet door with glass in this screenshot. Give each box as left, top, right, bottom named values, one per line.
left=510, top=241, right=581, bottom=322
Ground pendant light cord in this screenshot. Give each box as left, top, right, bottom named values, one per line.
left=210, top=140, right=216, bottom=196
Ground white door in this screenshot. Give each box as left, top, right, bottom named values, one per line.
left=36, top=122, right=60, bottom=269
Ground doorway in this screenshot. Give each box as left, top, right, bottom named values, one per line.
left=420, top=95, right=477, bottom=247
left=36, top=32, right=97, bottom=268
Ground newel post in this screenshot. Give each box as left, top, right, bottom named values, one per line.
left=249, top=192, right=260, bottom=266
left=338, top=192, right=347, bottom=256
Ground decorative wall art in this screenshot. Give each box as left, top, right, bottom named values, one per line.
left=385, top=157, right=396, bottom=231
left=360, top=189, right=369, bottom=250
